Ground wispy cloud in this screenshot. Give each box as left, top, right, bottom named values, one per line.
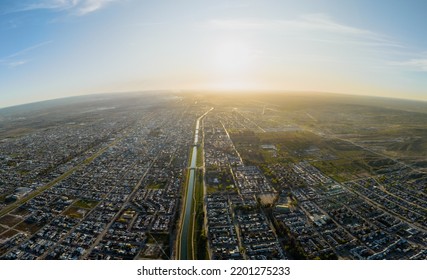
left=208, top=14, right=427, bottom=74
left=0, top=41, right=52, bottom=68
left=74, top=0, right=118, bottom=16
left=209, top=19, right=267, bottom=30
left=5, top=41, right=53, bottom=59
left=287, top=14, right=375, bottom=36
left=208, top=14, right=374, bottom=34
left=8, top=0, right=120, bottom=16
left=7, top=60, right=29, bottom=68
left=208, top=14, right=402, bottom=48
left=391, top=58, right=427, bottom=72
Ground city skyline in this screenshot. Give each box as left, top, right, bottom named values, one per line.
left=1, top=0, right=427, bottom=108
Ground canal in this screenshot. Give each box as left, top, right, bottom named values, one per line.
left=178, top=108, right=212, bottom=259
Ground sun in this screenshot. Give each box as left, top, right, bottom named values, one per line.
left=212, top=41, right=253, bottom=74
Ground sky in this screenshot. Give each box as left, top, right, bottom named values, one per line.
left=1, top=0, right=427, bottom=108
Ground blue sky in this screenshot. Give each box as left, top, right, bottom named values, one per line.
left=1, top=0, right=427, bottom=108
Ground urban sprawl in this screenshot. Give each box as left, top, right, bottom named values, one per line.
left=1, top=95, right=426, bottom=260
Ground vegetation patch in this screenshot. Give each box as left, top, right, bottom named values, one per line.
left=194, top=170, right=208, bottom=260
left=73, top=199, right=99, bottom=209
left=15, top=220, right=43, bottom=234
left=0, top=229, right=19, bottom=240
left=312, top=159, right=371, bottom=182
left=10, top=207, right=31, bottom=217
left=64, top=207, right=87, bottom=219
left=146, top=183, right=164, bottom=190
left=0, top=214, right=23, bottom=227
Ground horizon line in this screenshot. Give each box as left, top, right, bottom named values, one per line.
left=1, top=89, right=427, bottom=111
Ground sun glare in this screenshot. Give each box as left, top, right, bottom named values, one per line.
left=212, top=41, right=253, bottom=74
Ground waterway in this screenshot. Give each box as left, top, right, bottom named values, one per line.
left=179, top=108, right=212, bottom=259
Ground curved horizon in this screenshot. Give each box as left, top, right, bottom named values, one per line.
left=2, top=88, right=427, bottom=111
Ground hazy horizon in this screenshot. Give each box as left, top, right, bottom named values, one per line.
left=2, top=89, right=427, bottom=111
left=1, top=0, right=427, bottom=108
